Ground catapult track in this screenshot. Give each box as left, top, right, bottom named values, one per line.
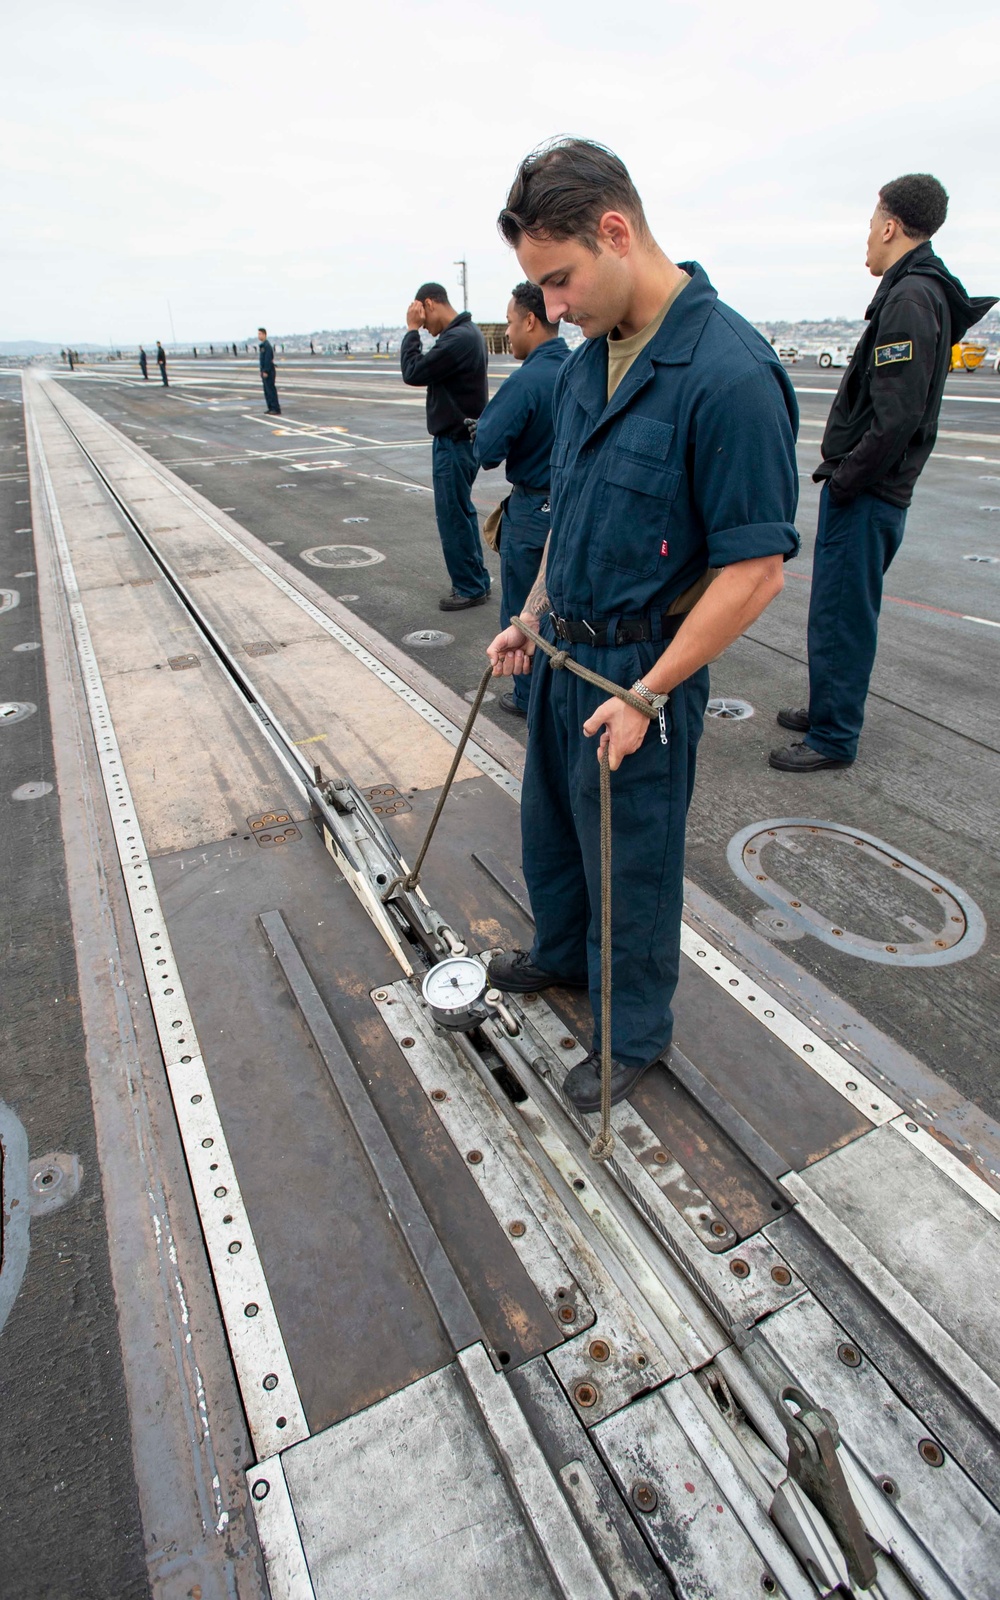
left=15, top=369, right=1000, bottom=1599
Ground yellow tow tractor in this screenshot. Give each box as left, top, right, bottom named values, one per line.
left=951, top=340, right=988, bottom=371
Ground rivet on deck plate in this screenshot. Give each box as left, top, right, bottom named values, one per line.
left=838, top=1343, right=861, bottom=1367
left=730, top=1258, right=750, bottom=1278
left=574, top=1382, right=598, bottom=1408
left=508, top=1220, right=526, bottom=1237
left=560, top=1036, right=576, bottom=1049
left=771, top=1266, right=792, bottom=1286
left=467, top=1149, right=483, bottom=1165
left=918, top=1438, right=945, bottom=1468
left=589, top=1339, right=610, bottom=1363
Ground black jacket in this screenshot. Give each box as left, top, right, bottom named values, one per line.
left=400, top=312, right=488, bottom=437
left=814, top=243, right=996, bottom=507
left=259, top=338, right=275, bottom=376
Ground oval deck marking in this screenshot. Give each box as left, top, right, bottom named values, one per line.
left=727, top=818, right=985, bottom=967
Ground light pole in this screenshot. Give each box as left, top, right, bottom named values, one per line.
left=453, top=258, right=468, bottom=312
left=166, top=298, right=178, bottom=349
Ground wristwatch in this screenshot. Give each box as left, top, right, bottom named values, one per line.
left=629, top=679, right=670, bottom=713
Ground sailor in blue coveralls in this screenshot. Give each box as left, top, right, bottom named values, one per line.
left=486, top=139, right=799, bottom=1110
left=475, top=282, right=569, bottom=716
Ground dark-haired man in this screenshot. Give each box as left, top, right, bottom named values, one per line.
left=401, top=282, right=490, bottom=609
left=258, top=328, right=280, bottom=415
left=475, top=283, right=569, bottom=714
left=771, top=175, right=997, bottom=772
left=155, top=341, right=167, bottom=386
left=485, top=138, right=798, bottom=1111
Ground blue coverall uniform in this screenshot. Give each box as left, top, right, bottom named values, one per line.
left=259, top=339, right=280, bottom=414
left=523, top=265, right=799, bottom=1069
left=475, top=336, right=569, bottom=710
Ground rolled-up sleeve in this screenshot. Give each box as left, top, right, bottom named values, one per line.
left=692, top=365, right=800, bottom=566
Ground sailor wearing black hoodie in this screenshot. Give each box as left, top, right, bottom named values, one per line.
left=770, top=175, right=997, bottom=771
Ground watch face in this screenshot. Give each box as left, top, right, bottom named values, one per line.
left=421, top=957, right=488, bottom=1013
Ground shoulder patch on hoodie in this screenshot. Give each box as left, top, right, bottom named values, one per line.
left=875, top=340, right=913, bottom=366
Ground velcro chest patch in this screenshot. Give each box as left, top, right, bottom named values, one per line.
left=617, top=416, right=675, bottom=457
left=875, top=340, right=913, bottom=367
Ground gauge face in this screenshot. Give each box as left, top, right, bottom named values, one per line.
left=422, top=957, right=488, bottom=1014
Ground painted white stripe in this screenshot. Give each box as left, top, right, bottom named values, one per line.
left=246, top=1456, right=316, bottom=1600
left=679, top=923, right=902, bottom=1125
left=29, top=387, right=308, bottom=1460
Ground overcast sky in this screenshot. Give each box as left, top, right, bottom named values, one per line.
left=5, top=0, right=999, bottom=344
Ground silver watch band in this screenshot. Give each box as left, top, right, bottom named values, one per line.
left=629, top=679, right=669, bottom=712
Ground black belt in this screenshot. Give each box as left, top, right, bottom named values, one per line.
left=549, top=609, right=685, bottom=648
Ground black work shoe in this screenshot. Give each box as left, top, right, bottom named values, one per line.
left=768, top=741, right=853, bottom=773
left=486, top=949, right=587, bottom=993
left=563, top=1050, right=663, bottom=1112
left=439, top=589, right=491, bottom=611
left=776, top=706, right=810, bottom=732
left=498, top=692, right=527, bottom=718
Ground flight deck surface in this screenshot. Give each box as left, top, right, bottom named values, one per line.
left=1, top=359, right=999, bottom=1599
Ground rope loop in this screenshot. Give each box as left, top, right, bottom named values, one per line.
left=588, top=1131, right=615, bottom=1163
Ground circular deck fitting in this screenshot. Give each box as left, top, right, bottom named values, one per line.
left=707, top=696, right=754, bottom=720
left=963, top=553, right=999, bottom=564
left=727, top=818, right=985, bottom=967
left=299, top=544, right=385, bottom=568
left=0, top=701, right=37, bottom=726
left=403, top=629, right=454, bottom=648
left=12, top=781, right=52, bottom=800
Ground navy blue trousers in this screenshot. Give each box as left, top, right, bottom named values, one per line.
left=522, top=636, right=709, bottom=1069
left=806, top=485, right=907, bottom=762
left=261, top=372, right=280, bottom=412
left=431, top=434, right=490, bottom=599
left=500, top=487, right=549, bottom=710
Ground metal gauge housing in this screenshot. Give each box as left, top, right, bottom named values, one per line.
left=421, top=956, right=490, bottom=1031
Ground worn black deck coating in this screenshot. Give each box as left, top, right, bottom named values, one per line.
left=0, top=377, right=149, bottom=1600
left=60, top=356, right=1000, bottom=1121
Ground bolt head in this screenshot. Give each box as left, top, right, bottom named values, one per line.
left=630, top=1479, right=658, bottom=1512
left=730, top=1258, right=750, bottom=1278
left=837, top=1343, right=862, bottom=1367
left=918, top=1438, right=945, bottom=1467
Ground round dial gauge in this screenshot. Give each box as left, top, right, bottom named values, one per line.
left=421, top=956, right=489, bottom=1027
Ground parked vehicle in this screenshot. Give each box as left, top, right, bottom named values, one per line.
left=951, top=340, right=988, bottom=372
left=775, top=344, right=800, bottom=364
left=817, top=344, right=852, bottom=369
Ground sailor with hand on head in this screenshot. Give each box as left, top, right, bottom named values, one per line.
left=400, top=283, right=491, bottom=611
left=485, top=138, right=799, bottom=1112
left=474, top=282, right=569, bottom=718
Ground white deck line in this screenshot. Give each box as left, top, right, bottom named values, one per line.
left=28, top=383, right=307, bottom=1460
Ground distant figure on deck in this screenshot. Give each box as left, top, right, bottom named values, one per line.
left=139, top=346, right=148, bottom=380
left=770, top=174, right=998, bottom=772
left=156, top=342, right=168, bottom=385
left=475, top=282, right=568, bottom=715
left=401, top=281, right=490, bottom=610
left=67, top=349, right=75, bottom=371
left=258, top=327, right=280, bottom=414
